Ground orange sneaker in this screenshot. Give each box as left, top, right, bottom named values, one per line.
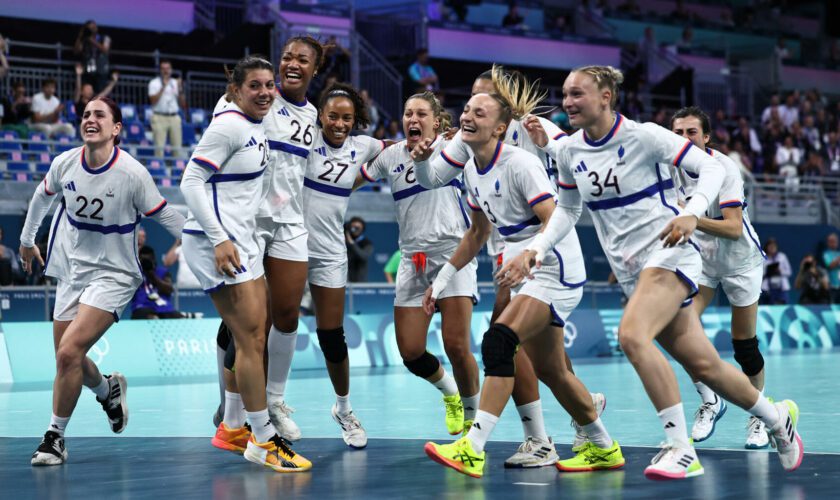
left=211, top=423, right=251, bottom=454
left=244, top=434, right=312, bottom=472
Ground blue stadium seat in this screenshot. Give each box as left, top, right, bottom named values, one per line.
left=35, top=163, right=51, bottom=174
left=1, top=130, right=19, bottom=140
left=136, top=146, right=155, bottom=157
left=143, top=106, right=154, bottom=125
left=182, top=124, right=197, bottom=146
left=54, top=143, right=75, bottom=153
left=125, top=121, right=146, bottom=143
left=65, top=100, right=77, bottom=123
left=121, top=104, right=138, bottom=122
left=27, top=132, right=50, bottom=152
left=147, top=158, right=166, bottom=172
left=6, top=161, right=31, bottom=173
left=0, top=140, right=22, bottom=152
left=190, top=108, right=208, bottom=128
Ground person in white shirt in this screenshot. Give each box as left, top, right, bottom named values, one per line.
left=31, top=78, right=75, bottom=138
left=179, top=55, right=311, bottom=473
left=302, top=83, right=385, bottom=448
left=516, top=65, right=802, bottom=480
left=162, top=239, right=201, bottom=289
left=20, top=96, right=184, bottom=466
left=670, top=106, right=770, bottom=450
left=148, top=60, right=186, bottom=157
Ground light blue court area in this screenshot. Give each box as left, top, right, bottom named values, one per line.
left=1, top=351, right=838, bottom=498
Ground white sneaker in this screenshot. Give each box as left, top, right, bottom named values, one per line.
left=268, top=399, right=301, bottom=442
left=644, top=441, right=704, bottom=480
left=745, top=416, right=770, bottom=449
left=31, top=431, right=68, bottom=466
left=768, top=400, right=803, bottom=471
left=331, top=405, right=367, bottom=449
left=504, top=436, right=558, bottom=468
left=691, top=397, right=727, bottom=443
left=571, top=392, right=607, bottom=452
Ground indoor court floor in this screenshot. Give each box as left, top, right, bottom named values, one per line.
left=2, top=350, right=838, bottom=499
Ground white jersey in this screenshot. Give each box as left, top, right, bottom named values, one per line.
left=303, top=133, right=385, bottom=258
left=547, top=114, right=715, bottom=282
left=463, top=142, right=585, bottom=286
left=436, top=117, right=565, bottom=257
left=362, top=138, right=469, bottom=255
left=213, top=95, right=234, bottom=114
left=182, top=103, right=270, bottom=246
left=261, top=91, right=318, bottom=223
left=41, top=146, right=168, bottom=286
left=675, top=147, right=765, bottom=277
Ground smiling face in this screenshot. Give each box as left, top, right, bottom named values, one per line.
left=403, top=97, right=439, bottom=148
left=320, top=96, right=355, bottom=146
left=562, top=71, right=610, bottom=129
left=234, top=68, right=275, bottom=119
left=459, top=93, right=506, bottom=148
left=81, top=99, right=121, bottom=147
left=672, top=115, right=709, bottom=150
left=279, top=41, right=317, bottom=98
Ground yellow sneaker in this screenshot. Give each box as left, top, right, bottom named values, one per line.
left=443, top=394, right=464, bottom=435
left=211, top=422, right=251, bottom=454
left=425, top=437, right=486, bottom=478
left=462, top=419, right=473, bottom=438
left=244, top=434, right=312, bottom=473
left=557, top=440, right=625, bottom=472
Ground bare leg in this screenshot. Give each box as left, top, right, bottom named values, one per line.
left=438, top=296, right=480, bottom=397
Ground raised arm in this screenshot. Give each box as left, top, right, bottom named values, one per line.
left=411, top=135, right=467, bottom=188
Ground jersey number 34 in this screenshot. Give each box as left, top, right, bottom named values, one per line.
left=588, top=168, right=621, bottom=197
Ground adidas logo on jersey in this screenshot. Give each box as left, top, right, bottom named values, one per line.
left=64, top=181, right=77, bottom=192
left=493, top=179, right=502, bottom=197
left=245, top=137, right=258, bottom=148
left=616, top=145, right=626, bottom=166
left=315, top=146, right=327, bottom=157
left=278, top=107, right=290, bottom=117
left=393, top=163, right=406, bottom=174
left=574, top=161, right=589, bottom=173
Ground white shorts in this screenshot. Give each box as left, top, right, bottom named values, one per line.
left=699, top=262, right=763, bottom=307
left=181, top=232, right=265, bottom=293
left=395, top=252, right=478, bottom=307
left=619, top=243, right=702, bottom=305
left=510, top=263, right=584, bottom=327
left=54, top=276, right=137, bottom=322
left=257, top=218, right=308, bottom=262
left=308, top=254, right=348, bottom=289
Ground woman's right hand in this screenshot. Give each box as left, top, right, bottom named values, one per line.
left=410, top=137, right=435, bottom=162
left=214, top=240, right=241, bottom=278
left=19, top=245, right=44, bottom=275
left=522, top=114, right=548, bottom=148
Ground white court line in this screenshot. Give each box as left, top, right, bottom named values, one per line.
left=513, top=482, right=549, bottom=486
left=9, top=410, right=32, bottom=413
left=137, top=409, right=162, bottom=413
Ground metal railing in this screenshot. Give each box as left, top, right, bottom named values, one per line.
left=748, top=174, right=840, bottom=225
left=353, top=35, right=403, bottom=122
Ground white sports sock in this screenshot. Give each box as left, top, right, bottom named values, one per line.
left=216, top=345, right=226, bottom=408
left=693, top=381, right=718, bottom=406
left=462, top=394, right=479, bottom=422
left=749, top=394, right=780, bottom=429
left=49, top=414, right=70, bottom=437
left=657, top=403, right=690, bottom=448
left=266, top=326, right=297, bottom=399
left=247, top=409, right=275, bottom=443
left=223, top=391, right=246, bottom=428
left=466, top=410, right=498, bottom=454
left=581, top=417, right=613, bottom=448
left=336, top=394, right=352, bottom=415
left=91, top=375, right=109, bottom=400
left=516, top=400, right=549, bottom=442
left=431, top=370, right=458, bottom=396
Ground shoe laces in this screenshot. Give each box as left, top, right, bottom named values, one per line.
left=339, top=411, right=362, bottom=431
left=746, top=416, right=764, bottom=435
left=651, top=441, right=678, bottom=464
left=444, top=399, right=462, bottom=419
left=270, top=434, right=296, bottom=458
left=694, top=401, right=717, bottom=423
left=517, top=437, right=537, bottom=453
left=272, top=400, right=296, bottom=417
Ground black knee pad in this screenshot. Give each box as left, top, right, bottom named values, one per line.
left=481, top=324, right=519, bottom=377
left=216, top=321, right=232, bottom=350
left=317, top=327, right=348, bottom=364
left=223, top=334, right=237, bottom=371
left=733, top=337, right=764, bottom=376
left=404, top=351, right=440, bottom=379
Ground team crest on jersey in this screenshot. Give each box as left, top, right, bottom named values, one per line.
left=315, top=146, right=327, bottom=157
left=64, top=181, right=77, bottom=192
left=616, top=145, right=626, bottom=166
left=574, top=161, right=589, bottom=173
left=278, top=107, right=290, bottom=117
left=511, top=130, right=519, bottom=146
left=245, top=136, right=258, bottom=148
left=106, top=186, right=115, bottom=198
left=351, top=150, right=356, bottom=161
left=473, top=186, right=480, bottom=200
left=494, top=179, right=502, bottom=197
left=393, top=163, right=406, bottom=174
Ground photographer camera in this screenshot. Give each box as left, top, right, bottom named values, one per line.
left=345, top=216, right=373, bottom=283
left=794, top=254, right=830, bottom=305
left=131, top=246, right=187, bottom=319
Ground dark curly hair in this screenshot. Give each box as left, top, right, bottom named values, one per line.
left=318, top=83, right=370, bottom=130
left=282, top=35, right=331, bottom=70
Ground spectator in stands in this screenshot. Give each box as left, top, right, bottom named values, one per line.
left=761, top=94, right=781, bottom=126
left=502, top=3, right=525, bottom=29
left=386, top=119, right=405, bottom=141
left=822, top=233, right=840, bottom=303
left=794, top=255, right=830, bottom=305
left=775, top=135, right=802, bottom=177
left=824, top=131, right=840, bottom=176
left=0, top=35, right=9, bottom=79
left=801, top=115, right=821, bottom=153
left=408, top=48, right=439, bottom=93
left=74, top=63, right=117, bottom=130
left=0, top=226, right=24, bottom=286
left=728, top=139, right=756, bottom=181
left=131, top=246, right=184, bottom=319
left=675, top=27, right=694, bottom=51
left=74, top=20, right=111, bottom=93
left=732, top=116, right=762, bottom=159
left=321, top=35, right=351, bottom=83
left=383, top=249, right=401, bottom=284
left=779, top=93, right=799, bottom=130
left=360, top=89, right=379, bottom=136
left=346, top=216, right=373, bottom=283
left=800, top=151, right=825, bottom=177
left=30, top=78, right=75, bottom=138
left=163, top=239, right=201, bottom=289
left=137, top=226, right=147, bottom=251
left=761, top=237, right=791, bottom=304
left=148, top=60, right=186, bottom=157
left=1, top=82, right=31, bottom=136
left=373, top=123, right=386, bottom=140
